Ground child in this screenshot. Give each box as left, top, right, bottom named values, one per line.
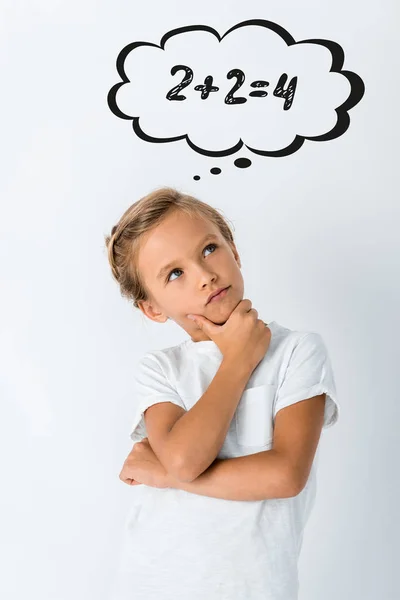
left=105, top=187, right=340, bottom=600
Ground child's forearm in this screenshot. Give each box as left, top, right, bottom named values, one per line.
left=165, top=357, right=253, bottom=482
left=165, top=449, right=299, bottom=501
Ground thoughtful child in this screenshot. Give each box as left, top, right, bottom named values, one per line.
left=105, top=187, right=340, bottom=600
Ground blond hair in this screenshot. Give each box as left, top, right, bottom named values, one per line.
left=104, top=186, right=236, bottom=309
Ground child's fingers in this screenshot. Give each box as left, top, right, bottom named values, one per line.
left=124, top=477, right=140, bottom=485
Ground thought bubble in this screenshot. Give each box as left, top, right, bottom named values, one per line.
left=107, top=19, right=365, bottom=157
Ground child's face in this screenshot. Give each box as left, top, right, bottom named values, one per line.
left=136, top=209, right=244, bottom=342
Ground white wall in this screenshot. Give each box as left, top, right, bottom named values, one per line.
left=1, top=1, right=398, bottom=599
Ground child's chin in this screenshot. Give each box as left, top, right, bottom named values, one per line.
left=209, top=313, right=230, bottom=325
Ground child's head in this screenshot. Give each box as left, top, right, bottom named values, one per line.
left=105, top=187, right=244, bottom=342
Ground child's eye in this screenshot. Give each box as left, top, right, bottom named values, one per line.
left=166, top=243, right=218, bottom=282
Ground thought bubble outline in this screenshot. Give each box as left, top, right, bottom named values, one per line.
left=107, top=18, right=365, bottom=157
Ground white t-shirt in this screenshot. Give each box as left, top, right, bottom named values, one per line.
left=111, top=320, right=340, bottom=600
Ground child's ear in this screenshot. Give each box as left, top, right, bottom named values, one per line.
left=230, top=242, right=241, bottom=268
left=137, top=299, right=168, bottom=323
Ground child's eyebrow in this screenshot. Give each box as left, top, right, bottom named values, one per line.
left=156, top=233, right=219, bottom=280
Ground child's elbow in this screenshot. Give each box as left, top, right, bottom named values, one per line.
left=170, top=458, right=199, bottom=483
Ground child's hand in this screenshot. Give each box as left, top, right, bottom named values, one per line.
left=119, top=438, right=171, bottom=489
left=187, top=298, right=271, bottom=371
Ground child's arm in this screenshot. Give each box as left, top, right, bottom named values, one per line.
left=165, top=448, right=297, bottom=501
left=125, top=393, right=325, bottom=498
left=144, top=356, right=254, bottom=483
left=163, top=393, right=326, bottom=501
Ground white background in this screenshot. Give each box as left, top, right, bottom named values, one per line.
left=1, top=1, right=399, bottom=599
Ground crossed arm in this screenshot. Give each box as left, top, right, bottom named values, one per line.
left=162, top=394, right=326, bottom=502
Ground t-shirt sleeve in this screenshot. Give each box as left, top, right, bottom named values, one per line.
left=273, top=332, right=340, bottom=429
left=129, top=353, right=187, bottom=443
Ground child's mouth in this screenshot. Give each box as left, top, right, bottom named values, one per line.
left=208, top=286, right=230, bottom=303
